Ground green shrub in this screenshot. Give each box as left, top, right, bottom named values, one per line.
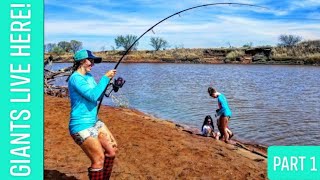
left=226, top=50, right=245, bottom=61
left=52, top=46, right=65, bottom=56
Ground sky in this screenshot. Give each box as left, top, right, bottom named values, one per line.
left=45, top=0, right=320, bottom=51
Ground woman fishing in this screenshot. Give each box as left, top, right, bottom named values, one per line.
left=68, top=49, right=117, bottom=180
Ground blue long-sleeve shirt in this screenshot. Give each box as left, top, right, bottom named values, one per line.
left=217, top=93, right=232, bottom=117
left=68, top=71, right=110, bottom=134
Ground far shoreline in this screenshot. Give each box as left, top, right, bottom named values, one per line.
left=45, top=45, right=320, bottom=66
left=50, top=60, right=320, bottom=67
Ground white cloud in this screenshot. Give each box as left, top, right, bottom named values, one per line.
left=44, top=0, right=320, bottom=50
left=45, top=14, right=320, bottom=50
left=45, top=20, right=152, bottom=36
left=291, top=0, right=320, bottom=8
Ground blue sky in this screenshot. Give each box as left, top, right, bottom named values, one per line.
left=45, top=0, right=320, bottom=51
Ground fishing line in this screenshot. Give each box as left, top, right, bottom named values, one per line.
left=97, top=3, right=268, bottom=113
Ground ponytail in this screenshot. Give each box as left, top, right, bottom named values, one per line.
left=66, top=59, right=82, bottom=82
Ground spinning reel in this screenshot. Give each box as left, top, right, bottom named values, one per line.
left=105, top=77, right=126, bottom=97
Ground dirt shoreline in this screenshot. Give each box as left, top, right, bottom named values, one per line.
left=45, top=95, right=267, bottom=179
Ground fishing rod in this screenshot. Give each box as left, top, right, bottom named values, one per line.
left=97, top=2, right=268, bottom=113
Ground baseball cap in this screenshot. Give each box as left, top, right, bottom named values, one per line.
left=73, top=49, right=102, bottom=63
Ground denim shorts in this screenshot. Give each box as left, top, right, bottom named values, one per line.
left=71, top=120, right=104, bottom=145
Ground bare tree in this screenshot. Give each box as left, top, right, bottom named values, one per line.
left=45, top=43, right=56, bottom=52
left=278, top=34, right=302, bottom=47
left=114, top=35, right=139, bottom=51
left=57, top=41, right=71, bottom=52
left=150, top=37, right=169, bottom=51
left=100, top=45, right=106, bottom=52
left=70, top=40, right=83, bottom=53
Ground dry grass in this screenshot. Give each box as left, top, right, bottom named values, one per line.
left=271, top=40, right=320, bottom=64
left=45, top=40, right=320, bottom=65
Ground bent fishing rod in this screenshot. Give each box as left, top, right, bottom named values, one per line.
left=97, top=2, right=268, bottom=113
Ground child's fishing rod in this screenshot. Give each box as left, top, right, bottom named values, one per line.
left=97, top=2, right=268, bottom=113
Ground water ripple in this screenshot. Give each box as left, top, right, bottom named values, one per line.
left=53, top=63, right=320, bottom=146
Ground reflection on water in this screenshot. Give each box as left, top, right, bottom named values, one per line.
left=52, top=63, right=320, bottom=146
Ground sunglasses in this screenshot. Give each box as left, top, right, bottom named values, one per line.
left=88, top=59, right=95, bottom=63
left=88, top=57, right=102, bottom=64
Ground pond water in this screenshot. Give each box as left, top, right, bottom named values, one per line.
left=50, top=63, right=320, bottom=146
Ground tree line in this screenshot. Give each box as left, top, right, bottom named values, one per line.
left=114, top=35, right=169, bottom=51
left=45, top=34, right=305, bottom=54
left=114, top=34, right=304, bottom=50
left=45, top=36, right=169, bottom=54
left=45, top=40, right=83, bottom=54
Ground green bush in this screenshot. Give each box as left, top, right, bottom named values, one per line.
left=52, top=46, right=65, bottom=56
left=226, top=50, right=245, bottom=61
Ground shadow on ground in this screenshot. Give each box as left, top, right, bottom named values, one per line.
left=44, top=170, right=78, bottom=180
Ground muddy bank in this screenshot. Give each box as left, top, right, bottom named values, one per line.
left=45, top=95, right=267, bottom=179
